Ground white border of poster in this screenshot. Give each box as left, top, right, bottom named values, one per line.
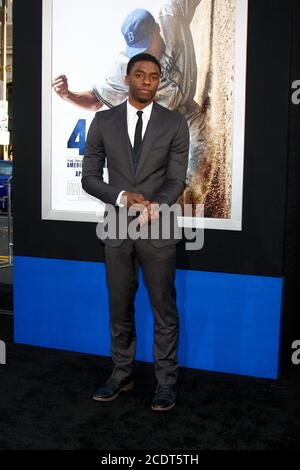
left=42, top=0, right=248, bottom=230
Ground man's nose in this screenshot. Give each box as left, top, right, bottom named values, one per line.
left=143, top=76, right=151, bottom=85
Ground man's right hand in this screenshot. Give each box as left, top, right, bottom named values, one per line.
left=120, top=192, right=150, bottom=208
left=52, top=75, right=69, bottom=99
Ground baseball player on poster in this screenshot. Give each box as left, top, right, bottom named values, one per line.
left=52, top=0, right=207, bottom=186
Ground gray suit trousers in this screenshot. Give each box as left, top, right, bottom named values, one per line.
left=104, top=238, right=179, bottom=385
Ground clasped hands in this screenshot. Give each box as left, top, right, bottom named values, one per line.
left=120, top=192, right=160, bottom=226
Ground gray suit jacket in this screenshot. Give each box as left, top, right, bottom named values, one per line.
left=81, top=100, right=189, bottom=247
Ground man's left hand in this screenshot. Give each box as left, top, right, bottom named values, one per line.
left=138, top=202, right=160, bottom=226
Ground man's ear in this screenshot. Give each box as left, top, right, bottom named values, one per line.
left=125, top=75, right=129, bottom=86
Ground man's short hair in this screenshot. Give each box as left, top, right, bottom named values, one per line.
left=126, top=53, right=162, bottom=76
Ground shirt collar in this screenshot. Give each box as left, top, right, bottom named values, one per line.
left=127, top=100, right=153, bottom=121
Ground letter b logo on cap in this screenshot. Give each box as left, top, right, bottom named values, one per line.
left=127, top=31, right=135, bottom=43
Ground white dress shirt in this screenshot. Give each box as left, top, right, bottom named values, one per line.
left=116, top=100, right=153, bottom=207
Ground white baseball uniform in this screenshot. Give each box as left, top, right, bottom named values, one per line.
left=93, top=0, right=205, bottom=183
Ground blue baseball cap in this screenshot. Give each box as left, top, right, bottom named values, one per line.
left=121, top=9, right=156, bottom=58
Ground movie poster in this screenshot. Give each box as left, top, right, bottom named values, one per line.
left=42, top=0, right=248, bottom=229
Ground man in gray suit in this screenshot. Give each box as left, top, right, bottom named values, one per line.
left=82, top=53, right=189, bottom=411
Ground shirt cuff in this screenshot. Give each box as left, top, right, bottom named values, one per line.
left=116, top=190, right=126, bottom=207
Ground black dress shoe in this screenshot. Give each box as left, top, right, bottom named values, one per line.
left=151, top=384, right=177, bottom=411
left=93, top=375, right=134, bottom=402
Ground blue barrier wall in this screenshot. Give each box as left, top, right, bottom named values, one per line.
left=14, top=256, right=283, bottom=379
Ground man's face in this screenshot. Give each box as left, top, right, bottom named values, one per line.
left=125, top=60, right=160, bottom=107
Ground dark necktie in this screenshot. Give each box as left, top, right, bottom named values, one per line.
left=133, top=111, right=143, bottom=154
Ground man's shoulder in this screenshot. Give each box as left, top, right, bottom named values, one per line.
left=153, top=101, right=183, bottom=121
left=153, top=102, right=187, bottom=131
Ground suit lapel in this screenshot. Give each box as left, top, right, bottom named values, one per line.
left=114, top=101, right=135, bottom=177
left=135, top=102, right=163, bottom=178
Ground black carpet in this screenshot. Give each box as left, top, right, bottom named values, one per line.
left=0, top=313, right=300, bottom=450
